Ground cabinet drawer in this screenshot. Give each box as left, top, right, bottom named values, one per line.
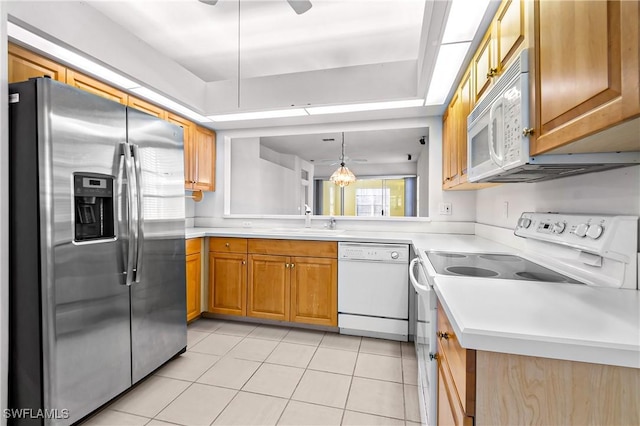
left=437, top=301, right=476, bottom=416
left=210, top=237, right=248, bottom=253
left=438, top=341, right=474, bottom=426
left=186, top=238, right=202, bottom=255
left=248, top=239, right=337, bottom=258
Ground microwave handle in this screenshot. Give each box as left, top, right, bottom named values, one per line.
left=488, top=97, right=504, bottom=167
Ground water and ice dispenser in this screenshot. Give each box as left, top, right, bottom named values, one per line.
left=73, top=173, right=115, bottom=242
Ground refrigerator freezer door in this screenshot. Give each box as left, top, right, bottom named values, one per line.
left=127, top=108, right=187, bottom=383
left=38, top=79, right=132, bottom=424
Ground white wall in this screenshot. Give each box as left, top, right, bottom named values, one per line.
left=476, top=165, right=640, bottom=229
left=1, top=2, right=8, bottom=422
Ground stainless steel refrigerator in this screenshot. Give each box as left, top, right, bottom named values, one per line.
left=9, top=78, right=187, bottom=425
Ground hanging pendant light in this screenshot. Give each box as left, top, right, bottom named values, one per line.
left=330, top=133, right=357, bottom=187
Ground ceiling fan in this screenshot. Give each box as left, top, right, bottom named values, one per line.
left=312, top=133, right=367, bottom=166
left=198, top=0, right=313, bottom=15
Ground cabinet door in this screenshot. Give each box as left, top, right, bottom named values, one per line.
left=66, top=70, right=128, bottom=104
left=290, top=257, right=337, bottom=326
left=438, top=351, right=474, bottom=426
left=208, top=252, right=247, bottom=316
left=8, top=43, right=66, bottom=83
left=193, top=126, right=216, bottom=192
left=128, top=96, right=168, bottom=119
left=495, top=0, right=525, bottom=73
left=457, top=72, right=473, bottom=182
left=185, top=252, right=202, bottom=322
left=532, top=0, right=640, bottom=154
left=442, top=109, right=454, bottom=187
left=247, top=254, right=290, bottom=321
left=167, top=113, right=195, bottom=189
left=474, top=32, right=494, bottom=102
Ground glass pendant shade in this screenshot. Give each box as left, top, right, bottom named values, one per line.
left=330, top=163, right=357, bottom=187
left=331, top=133, right=357, bottom=187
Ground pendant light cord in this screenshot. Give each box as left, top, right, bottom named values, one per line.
left=237, top=0, right=241, bottom=108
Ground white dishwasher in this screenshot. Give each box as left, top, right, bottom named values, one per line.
left=338, top=242, right=409, bottom=341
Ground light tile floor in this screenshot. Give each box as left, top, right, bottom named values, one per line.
left=83, top=319, right=421, bottom=426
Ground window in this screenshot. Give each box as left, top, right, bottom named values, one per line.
left=316, top=177, right=416, bottom=217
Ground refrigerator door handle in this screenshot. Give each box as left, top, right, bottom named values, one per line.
left=132, top=143, right=144, bottom=283
left=122, top=142, right=138, bottom=286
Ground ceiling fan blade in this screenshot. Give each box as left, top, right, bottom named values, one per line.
left=287, top=0, right=313, bottom=14
left=312, top=159, right=340, bottom=165
left=198, top=0, right=219, bottom=5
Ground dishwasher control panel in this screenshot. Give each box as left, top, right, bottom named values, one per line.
left=338, top=242, right=409, bottom=263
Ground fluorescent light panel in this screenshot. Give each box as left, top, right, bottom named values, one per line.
left=8, top=22, right=140, bottom=90
left=425, top=42, right=471, bottom=105
left=208, top=109, right=308, bottom=122
left=306, top=99, right=425, bottom=115
left=9, top=23, right=212, bottom=123
left=441, top=0, right=491, bottom=44
left=131, top=87, right=211, bottom=122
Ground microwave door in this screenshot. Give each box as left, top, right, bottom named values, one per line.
left=467, top=106, right=505, bottom=182
left=499, top=77, right=530, bottom=172
left=489, top=97, right=505, bottom=167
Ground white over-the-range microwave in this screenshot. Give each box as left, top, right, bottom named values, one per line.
left=467, top=50, right=639, bottom=183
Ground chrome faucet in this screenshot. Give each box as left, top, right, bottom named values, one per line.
left=327, top=217, right=336, bottom=230
left=304, top=204, right=312, bottom=228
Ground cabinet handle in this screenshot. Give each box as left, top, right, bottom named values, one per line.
left=429, top=352, right=439, bottom=361
left=290, top=263, right=295, bottom=269
left=225, top=243, right=230, bottom=247
left=486, top=67, right=498, bottom=78
left=285, top=263, right=290, bottom=268
left=437, top=331, right=451, bottom=340
left=242, top=260, right=246, bottom=265
left=522, top=127, right=534, bottom=137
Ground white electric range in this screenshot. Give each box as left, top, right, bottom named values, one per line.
left=410, top=212, right=639, bottom=426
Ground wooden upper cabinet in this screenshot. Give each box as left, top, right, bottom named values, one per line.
left=167, top=113, right=195, bottom=189
left=128, top=95, right=168, bottom=119
left=495, top=0, right=525, bottom=74
left=192, top=126, right=216, bottom=192
left=290, top=257, right=337, bottom=327
left=66, top=70, right=128, bottom=104
left=247, top=254, right=290, bottom=322
left=443, top=93, right=460, bottom=187
left=8, top=43, right=66, bottom=83
left=474, top=32, right=494, bottom=102
left=532, top=0, right=640, bottom=154
left=458, top=72, right=473, bottom=182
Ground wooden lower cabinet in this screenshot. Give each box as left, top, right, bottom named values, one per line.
left=185, top=238, right=202, bottom=322
left=438, top=348, right=473, bottom=426
left=208, top=252, right=247, bottom=316
left=247, top=254, right=291, bottom=322
left=290, top=256, right=337, bottom=326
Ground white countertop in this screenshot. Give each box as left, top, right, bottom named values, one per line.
left=186, top=226, right=640, bottom=368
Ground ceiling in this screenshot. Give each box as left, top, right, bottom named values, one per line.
left=87, top=0, right=427, bottom=83
left=260, top=127, right=428, bottom=165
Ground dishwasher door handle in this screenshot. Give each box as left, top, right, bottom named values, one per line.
left=409, top=257, right=431, bottom=296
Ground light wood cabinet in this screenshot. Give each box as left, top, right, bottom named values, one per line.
left=473, top=33, right=495, bottom=102
left=167, top=113, right=196, bottom=189
left=438, top=347, right=473, bottom=426
left=247, top=254, right=291, bottom=321
left=191, top=126, right=216, bottom=192
left=290, top=256, right=337, bottom=326
left=208, top=238, right=248, bottom=316
left=127, top=95, right=168, bottom=119
left=8, top=43, right=66, bottom=83
left=185, top=238, right=202, bottom=322
left=66, top=70, right=128, bottom=104
left=245, top=239, right=338, bottom=326
left=531, top=0, right=640, bottom=155
left=495, top=0, right=525, bottom=74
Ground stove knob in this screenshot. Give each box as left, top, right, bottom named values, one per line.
left=552, top=222, right=566, bottom=234
left=518, top=217, right=532, bottom=229
left=573, top=223, right=589, bottom=238
left=390, top=251, right=399, bottom=260
left=586, top=224, right=604, bottom=239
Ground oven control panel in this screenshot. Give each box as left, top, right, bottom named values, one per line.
left=514, top=212, right=638, bottom=258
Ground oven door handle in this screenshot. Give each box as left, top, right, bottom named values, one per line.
left=409, top=257, right=431, bottom=295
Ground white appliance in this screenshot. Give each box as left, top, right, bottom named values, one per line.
left=467, top=50, right=639, bottom=183
left=409, top=257, right=438, bottom=426
left=338, top=242, right=409, bottom=341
